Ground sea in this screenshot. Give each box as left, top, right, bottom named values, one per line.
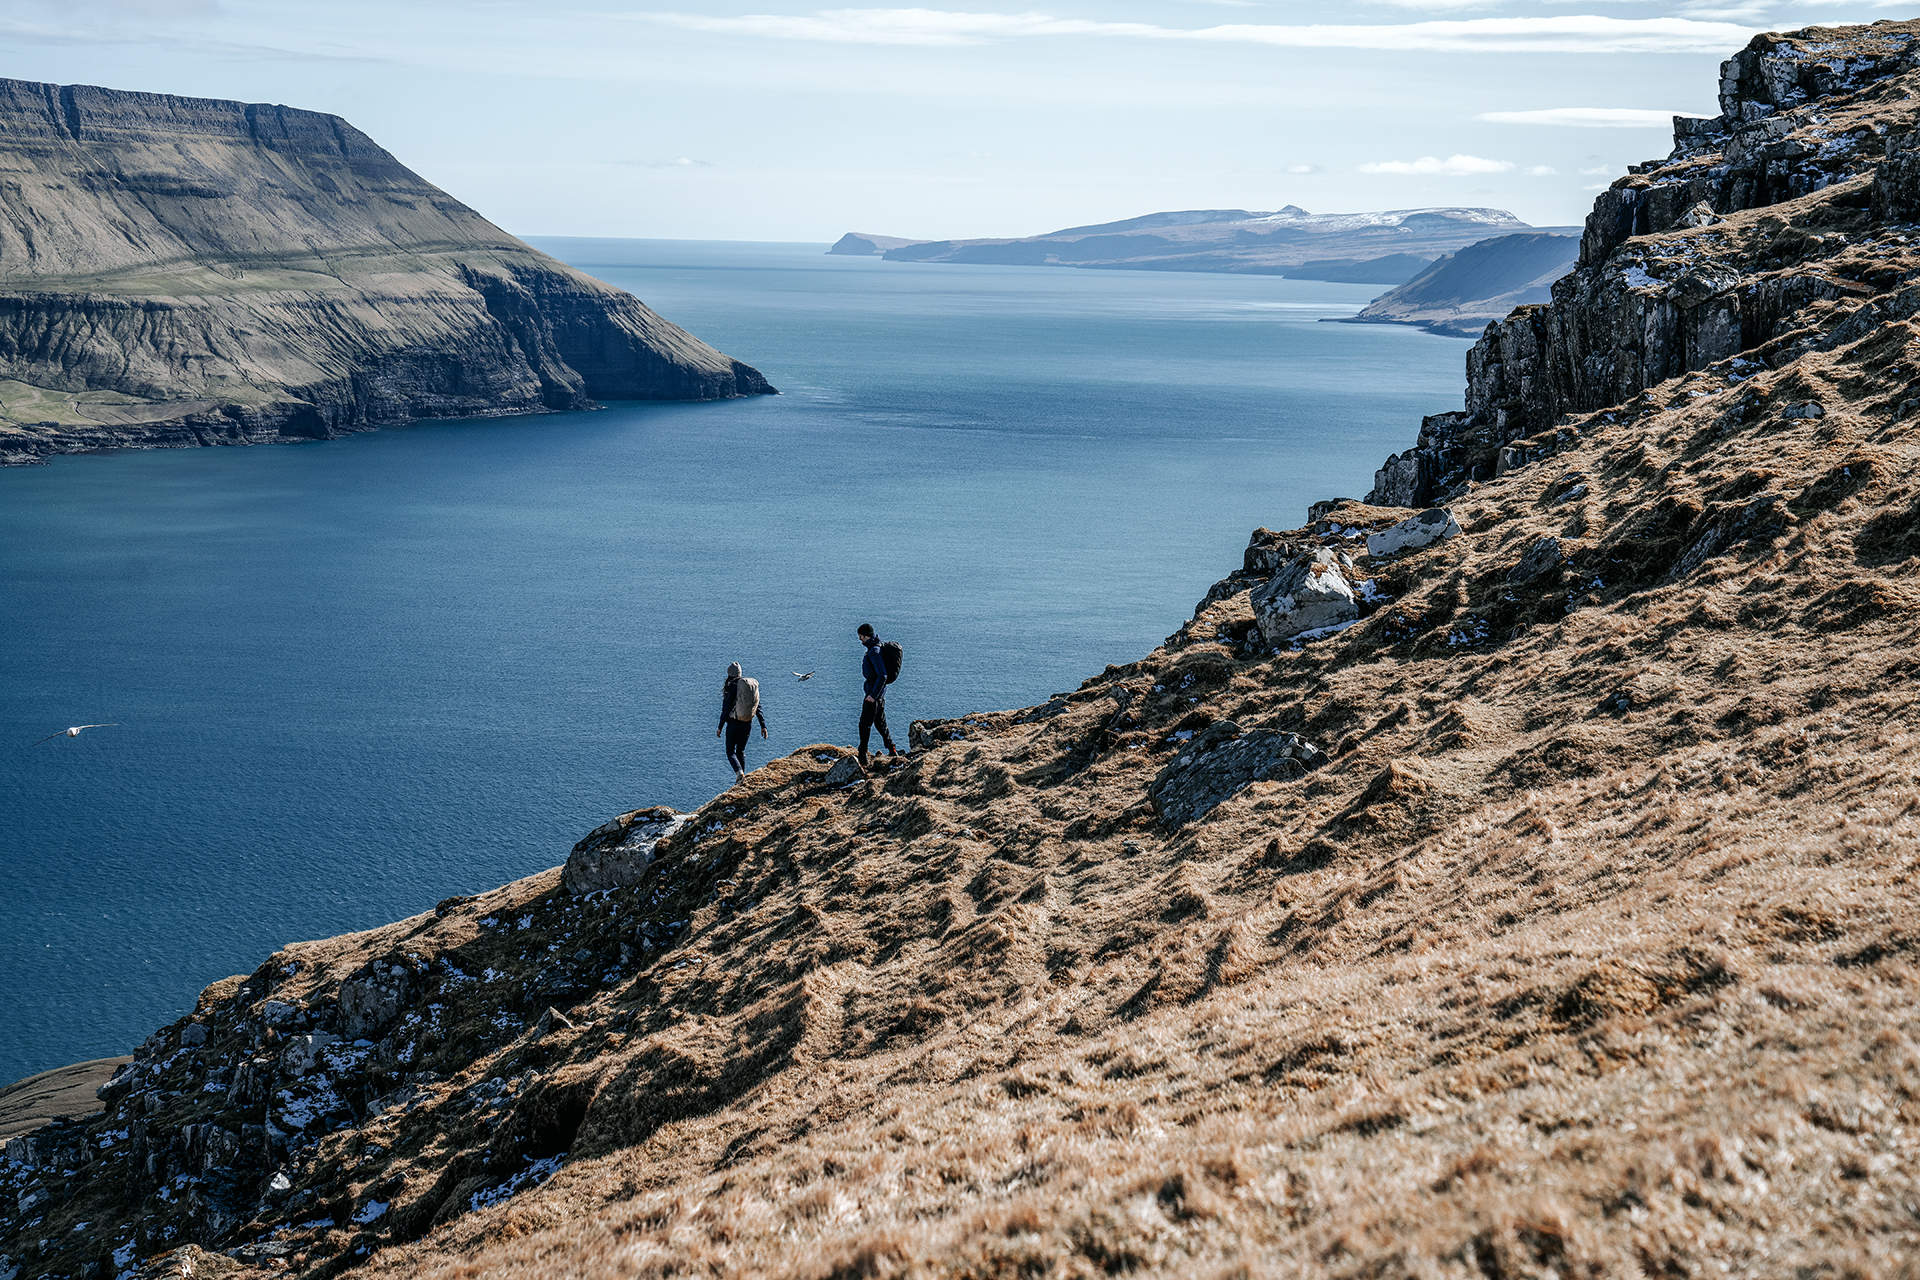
left=0, top=239, right=1464, bottom=1087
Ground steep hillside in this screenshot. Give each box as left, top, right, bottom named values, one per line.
left=1348, top=232, right=1580, bottom=338
left=8, top=21, right=1920, bottom=1280
left=0, top=79, right=772, bottom=465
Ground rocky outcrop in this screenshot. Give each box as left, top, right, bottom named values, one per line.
left=1368, top=21, right=1920, bottom=507
left=1250, top=548, right=1359, bottom=645
left=1149, top=721, right=1327, bottom=829
left=561, top=807, right=689, bottom=894
left=0, top=78, right=773, bottom=465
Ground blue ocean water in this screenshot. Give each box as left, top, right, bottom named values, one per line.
left=0, top=240, right=1463, bottom=1086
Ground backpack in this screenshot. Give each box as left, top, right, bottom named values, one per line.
left=731, top=676, right=760, bottom=721
left=879, top=641, right=903, bottom=684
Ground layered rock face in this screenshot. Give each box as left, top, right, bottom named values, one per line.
left=1370, top=21, right=1920, bottom=506
left=0, top=79, right=773, bottom=464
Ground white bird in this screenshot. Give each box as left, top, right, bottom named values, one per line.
left=30, top=724, right=117, bottom=747
left=793, top=671, right=815, bottom=681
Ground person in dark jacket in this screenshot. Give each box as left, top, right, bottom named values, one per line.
left=856, top=623, right=898, bottom=767
left=716, top=662, right=768, bottom=783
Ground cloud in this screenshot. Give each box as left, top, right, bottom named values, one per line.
left=1359, top=154, right=1515, bottom=175
left=1477, top=107, right=1705, bottom=128
left=1286, top=163, right=1319, bottom=173
left=0, top=16, right=376, bottom=59
left=1525, top=165, right=1558, bottom=175
left=638, top=10, right=1756, bottom=54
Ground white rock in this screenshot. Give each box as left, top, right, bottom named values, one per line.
left=279, top=1032, right=336, bottom=1076
left=1367, top=507, right=1462, bottom=557
left=1252, top=548, right=1358, bottom=645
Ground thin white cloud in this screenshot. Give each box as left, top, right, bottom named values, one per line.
left=639, top=10, right=1755, bottom=54
left=1478, top=107, right=1704, bottom=127
left=0, top=16, right=375, bottom=59
left=1525, top=164, right=1558, bottom=175
left=1286, top=163, right=1319, bottom=173
left=1359, top=154, right=1515, bottom=175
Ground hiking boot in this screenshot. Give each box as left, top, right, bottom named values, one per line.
left=888, top=744, right=903, bottom=758
left=734, top=768, right=746, bottom=784
left=857, top=750, right=868, bottom=768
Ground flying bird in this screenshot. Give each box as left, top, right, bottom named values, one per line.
left=31, top=724, right=118, bottom=747
left=793, top=671, right=815, bottom=681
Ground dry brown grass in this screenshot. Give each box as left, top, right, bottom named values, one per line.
left=281, top=174, right=1920, bottom=1276
left=17, top=30, right=1920, bottom=1280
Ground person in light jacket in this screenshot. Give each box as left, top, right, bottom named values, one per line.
left=717, top=662, right=767, bottom=783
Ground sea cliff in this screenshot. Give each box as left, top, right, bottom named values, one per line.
left=0, top=79, right=773, bottom=465
left=6, top=22, right=1920, bottom=1279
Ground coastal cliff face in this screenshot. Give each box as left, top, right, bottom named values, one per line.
left=8, top=22, right=1920, bottom=1279
left=0, top=79, right=773, bottom=465
left=1370, top=21, right=1920, bottom=507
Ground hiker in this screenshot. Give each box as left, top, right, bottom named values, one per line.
left=857, top=623, right=900, bottom=767
left=716, top=662, right=767, bottom=783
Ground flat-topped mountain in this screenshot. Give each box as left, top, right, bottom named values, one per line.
left=830, top=205, right=1576, bottom=282
left=0, top=79, right=773, bottom=464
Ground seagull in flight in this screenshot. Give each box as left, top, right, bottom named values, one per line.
left=30, top=724, right=117, bottom=746
left=793, top=671, right=815, bottom=681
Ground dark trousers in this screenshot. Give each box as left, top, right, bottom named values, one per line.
left=859, top=697, right=895, bottom=759
left=724, top=720, right=751, bottom=773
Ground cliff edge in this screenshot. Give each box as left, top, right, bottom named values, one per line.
left=0, top=79, right=774, bottom=465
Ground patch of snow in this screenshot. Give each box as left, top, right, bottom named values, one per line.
left=1289, top=619, right=1362, bottom=649
left=352, top=1200, right=388, bottom=1224
left=471, top=1154, right=566, bottom=1212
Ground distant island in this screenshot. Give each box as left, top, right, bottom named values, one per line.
left=1343, top=230, right=1581, bottom=337
left=829, top=205, right=1582, bottom=286
left=0, top=78, right=774, bottom=465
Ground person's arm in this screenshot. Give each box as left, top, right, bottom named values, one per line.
left=756, top=706, right=768, bottom=737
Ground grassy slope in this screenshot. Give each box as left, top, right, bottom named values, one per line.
left=11, top=38, right=1920, bottom=1280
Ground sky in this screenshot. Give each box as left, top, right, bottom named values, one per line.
left=0, top=0, right=1912, bottom=241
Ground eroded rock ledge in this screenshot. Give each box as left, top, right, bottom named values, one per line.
left=1369, top=21, right=1920, bottom=507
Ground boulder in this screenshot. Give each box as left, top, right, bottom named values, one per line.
left=562, top=806, right=688, bottom=895
left=1670, top=261, right=1740, bottom=309
left=1149, top=721, right=1328, bottom=829
left=338, top=961, right=417, bottom=1040
left=1250, top=549, right=1358, bottom=645
left=1509, top=536, right=1566, bottom=583
left=823, top=757, right=865, bottom=787
left=278, top=1032, right=335, bottom=1077
left=1366, top=508, right=1462, bottom=556
left=256, top=999, right=297, bottom=1028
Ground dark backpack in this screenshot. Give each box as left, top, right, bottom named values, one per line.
left=880, top=640, right=903, bottom=684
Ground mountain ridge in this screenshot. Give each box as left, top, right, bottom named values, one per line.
left=828, top=206, right=1567, bottom=280
left=0, top=77, right=774, bottom=466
